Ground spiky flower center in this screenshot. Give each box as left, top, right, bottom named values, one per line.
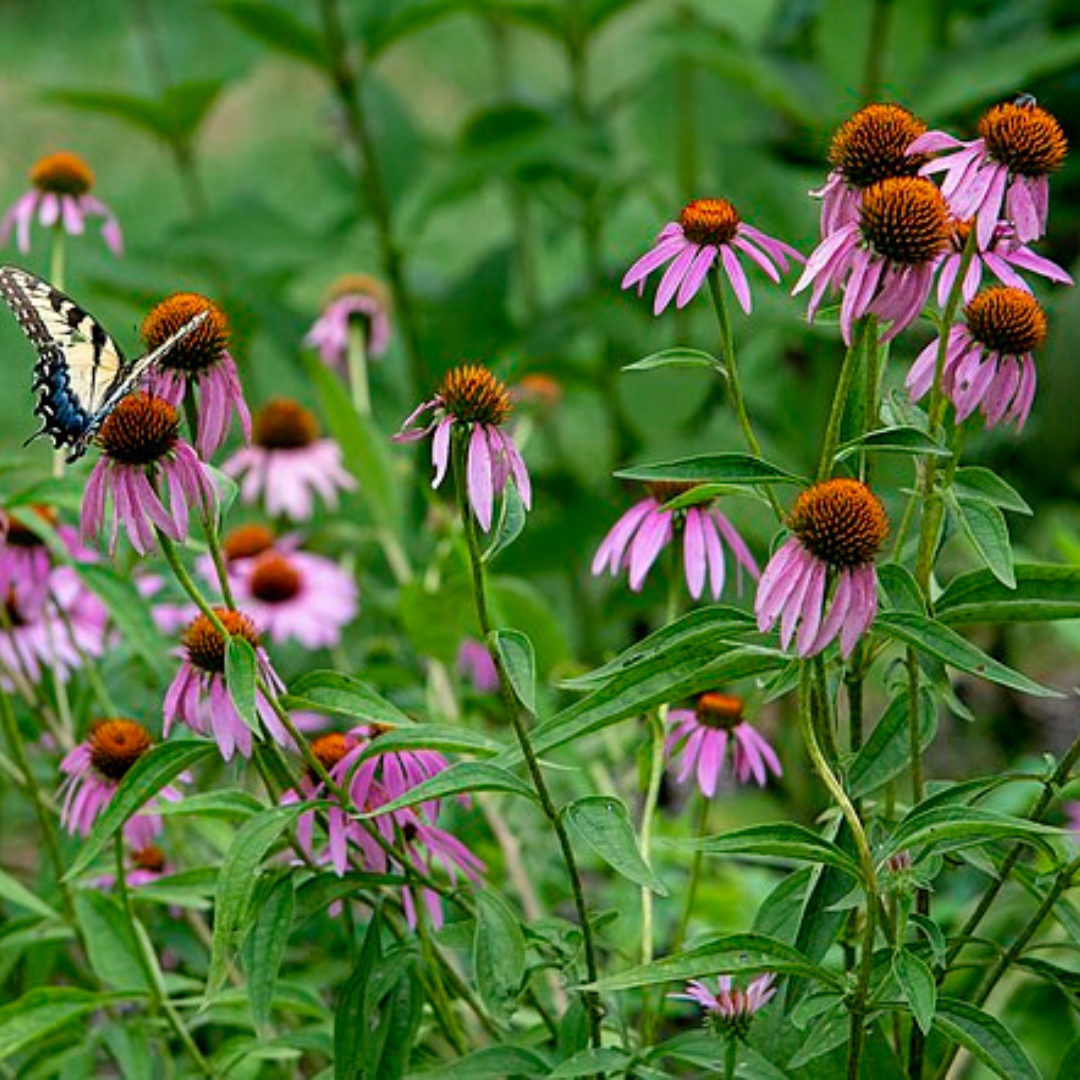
left=253, top=398, right=319, bottom=449
left=311, top=732, right=355, bottom=772
left=97, top=394, right=179, bottom=466
left=828, top=104, right=929, bottom=188
left=89, top=719, right=153, bottom=781
left=327, top=272, right=392, bottom=311
left=132, top=845, right=167, bottom=873
left=438, top=365, right=513, bottom=426
left=679, top=198, right=741, bottom=246
left=183, top=608, right=261, bottom=673
left=223, top=523, right=275, bottom=561
left=645, top=480, right=700, bottom=505
left=965, top=287, right=1047, bottom=354
left=141, top=293, right=229, bottom=375
left=790, top=479, right=888, bottom=568
left=30, top=152, right=94, bottom=196
left=695, top=692, right=745, bottom=731
left=6, top=505, right=58, bottom=547
left=249, top=554, right=302, bottom=604
left=859, top=177, right=950, bottom=265
left=980, top=102, right=1067, bottom=177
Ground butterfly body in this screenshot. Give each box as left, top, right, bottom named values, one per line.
left=0, top=266, right=207, bottom=462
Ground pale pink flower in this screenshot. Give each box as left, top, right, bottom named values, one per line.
left=674, top=974, right=777, bottom=1037
left=305, top=274, right=392, bottom=373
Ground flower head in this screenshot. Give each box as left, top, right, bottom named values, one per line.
left=305, top=274, right=392, bottom=373
left=79, top=393, right=217, bottom=556
left=59, top=719, right=183, bottom=848
left=907, top=286, right=1046, bottom=430
left=756, top=480, right=888, bottom=658
left=674, top=974, right=777, bottom=1039
left=141, top=293, right=251, bottom=458
left=393, top=364, right=531, bottom=531
left=912, top=99, right=1068, bottom=247
left=591, top=482, right=759, bottom=601
left=223, top=397, right=356, bottom=521
left=666, top=692, right=781, bottom=796
left=622, top=198, right=802, bottom=315
left=795, top=176, right=950, bottom=344
left=0, top=504, right=93, bottom=611
left=163, top=608, right=289, bottom=761
left=813, top=104, right=930, bottom=235
left=0, top=151, right=122, bottom=255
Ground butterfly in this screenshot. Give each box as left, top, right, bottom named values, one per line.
left=0, top=266, right=207, bottom=462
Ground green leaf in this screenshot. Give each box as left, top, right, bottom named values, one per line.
left=225, top=636, right=260, bottom=734
left=358, top=762, right=537, bottom=818
left=936, top=564, right=1080, bottom=625
left=787, top=1003, right=850, bottom=1069
left=44, top=88, right=173, bottom=140
left=285, top=670, right=413, bottom=727
left=952, top=493, right=1015, bottom=588
left=482, top=481, right=526, bottom=563
left=933, top=997, right=1040, bottom=1080
left=335, top=909, right=382, bottom=1080
left=893, top=948, right=936, bottom=1035
left=488, top=629, right=535, bottom=713
left=848, top=687, right=937, bottom=799
left=67, top=741, right=218, bottom=879
left=565, top=796, right=668, bottom=895
left=216, top=0, right=326, bottom=66
left=615, top=452, right=803, bottom=487
left=877, top=563, right=926, bottom=614
left=0, top=988, right=126, bottom=1060
left=246, top=874, right=294, bottom=1036
left=205, top=803, right=312, bottom=1003
left=589, top=932, right=842, bottom=992
left=75, top=892, right=149, bottom=992
left=293, top=870, right=407, bottom=927
left=550, top=1048, right=637, bottom=1078
left=153, top=790, right=265, bottom=819
left=352, top=724, right=506, bottom=762
left=910, top=913, right=947, bottom=970
left=423, top=1046, right=549, bottom=1078
left=0, top=866, right=57, bottom=919
left=875, top=611, right=1062, bottom=698
left=834, top=425, right=951, bottom=463
left=879, top=805, right=1062, bottom=863
left=952, top=466, right=1032, bottom=515
left=676, top=823, right=860, bottom=881
left=474, top=887, right=526, bottom=1022
left=622, top=347, right=719, bottom=372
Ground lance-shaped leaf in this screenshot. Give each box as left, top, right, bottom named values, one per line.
left=936, top=564, right=1080, bottom=625
left=933, top=998, right=1040, bottom=1080
left=615, top=452, right=803, bottom=487
left=834, top=425, right=951, bottom=463
left=357, top=761, right=538, bottom=818
left=565, top=796, right=668, bottom=894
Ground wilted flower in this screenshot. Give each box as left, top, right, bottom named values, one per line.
left=912, top=99, right=1068, bottom=247
left=622, top=198, right=802, bottom=315
left=393, top=364, right=531, bottom=532
left=813, top=103, right=930, bottom=235
left=458, top=638, right=499, bottom=694
left=795, top=176, right=951, bottom=344
left=0, top=151, right=122, bottom=255
left=755, top=480, right=888, bottom=658
left=907, top=286, right=1046, bottom=431
left=223, top=398, right=356, bottom=521
left=304, top=273, right=392, bottom=373
left=142, top=293, right=251, bottom=458
left=163, top=608, right=289, bottom=761
left=59, top=719, right=183, bottom=848
left=80, top=393, right=217, bottom=556
left=591, top=482, right=758, bottom=601
left=666, top=692, right=781, bottom=795
left=673, top=974, right=777, bottom=1038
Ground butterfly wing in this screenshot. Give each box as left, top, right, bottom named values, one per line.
left=0, top=266, right=128, bottom=458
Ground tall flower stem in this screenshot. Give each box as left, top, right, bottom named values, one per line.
left=113, top=834, right=211, bottom=1074
left=817, top=316, right=876, bottom=482
left=707, top=271, right=783, bottom=519
left=451, top=430, right=604, bottom=1049
left=346, top=321, right=372, bottom=418
left=799, top=665, right=878, bottom=1080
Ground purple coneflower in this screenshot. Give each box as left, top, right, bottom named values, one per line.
left=223, top=398, right=356, bottom=521
left=0, top=505, right=93, bottom=611
left=80, top=393, right=216, bottom=556
left=911, top=99, right=1068, bottom=247
left=394, top=364, right=531, bottom=532
left=458, top=638, right=499, bottom=694
left=935, top=218, right=1072, bottom=307
left=305, top=273, right=392, bottom=373
left=812, top=103, right=930, bottom=236
left=398, top=814, right=485, bottom=930
left=907, top=286, right=1046, bottom=431
left=0, top=151, right=122, bottom=255
left=755, top=479, right=888, bottom=658
left=622, top=197, right=802, bottom=315
left=673, top=973, right=777, bottom=1038
left=163, top=608, right=289, bottom=761
left=59, top=719, right=183, bottom=849
left=667, top=692, right=781, bottom=795
left=229, top=549, right=358, bottom=650
left=141, top=293, right=251, bottom=458
left=591, top=482, right=758, bottom=601
left=795, top=176, right=951, bottom=345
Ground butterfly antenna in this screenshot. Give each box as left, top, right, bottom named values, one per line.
left=22, top=424, right=49, bottom=448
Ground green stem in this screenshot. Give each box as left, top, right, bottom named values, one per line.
left=707, top=270, right=783, bottom=519
left=672, top=794, right=710, bottom=954
left=346, top=320, right=372, bottom=418
left=452, top=428, right=604, bottom=1050
left=725, top=1037, right=738, bottom=1080
left=817, top=316, right=875, bottom=482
